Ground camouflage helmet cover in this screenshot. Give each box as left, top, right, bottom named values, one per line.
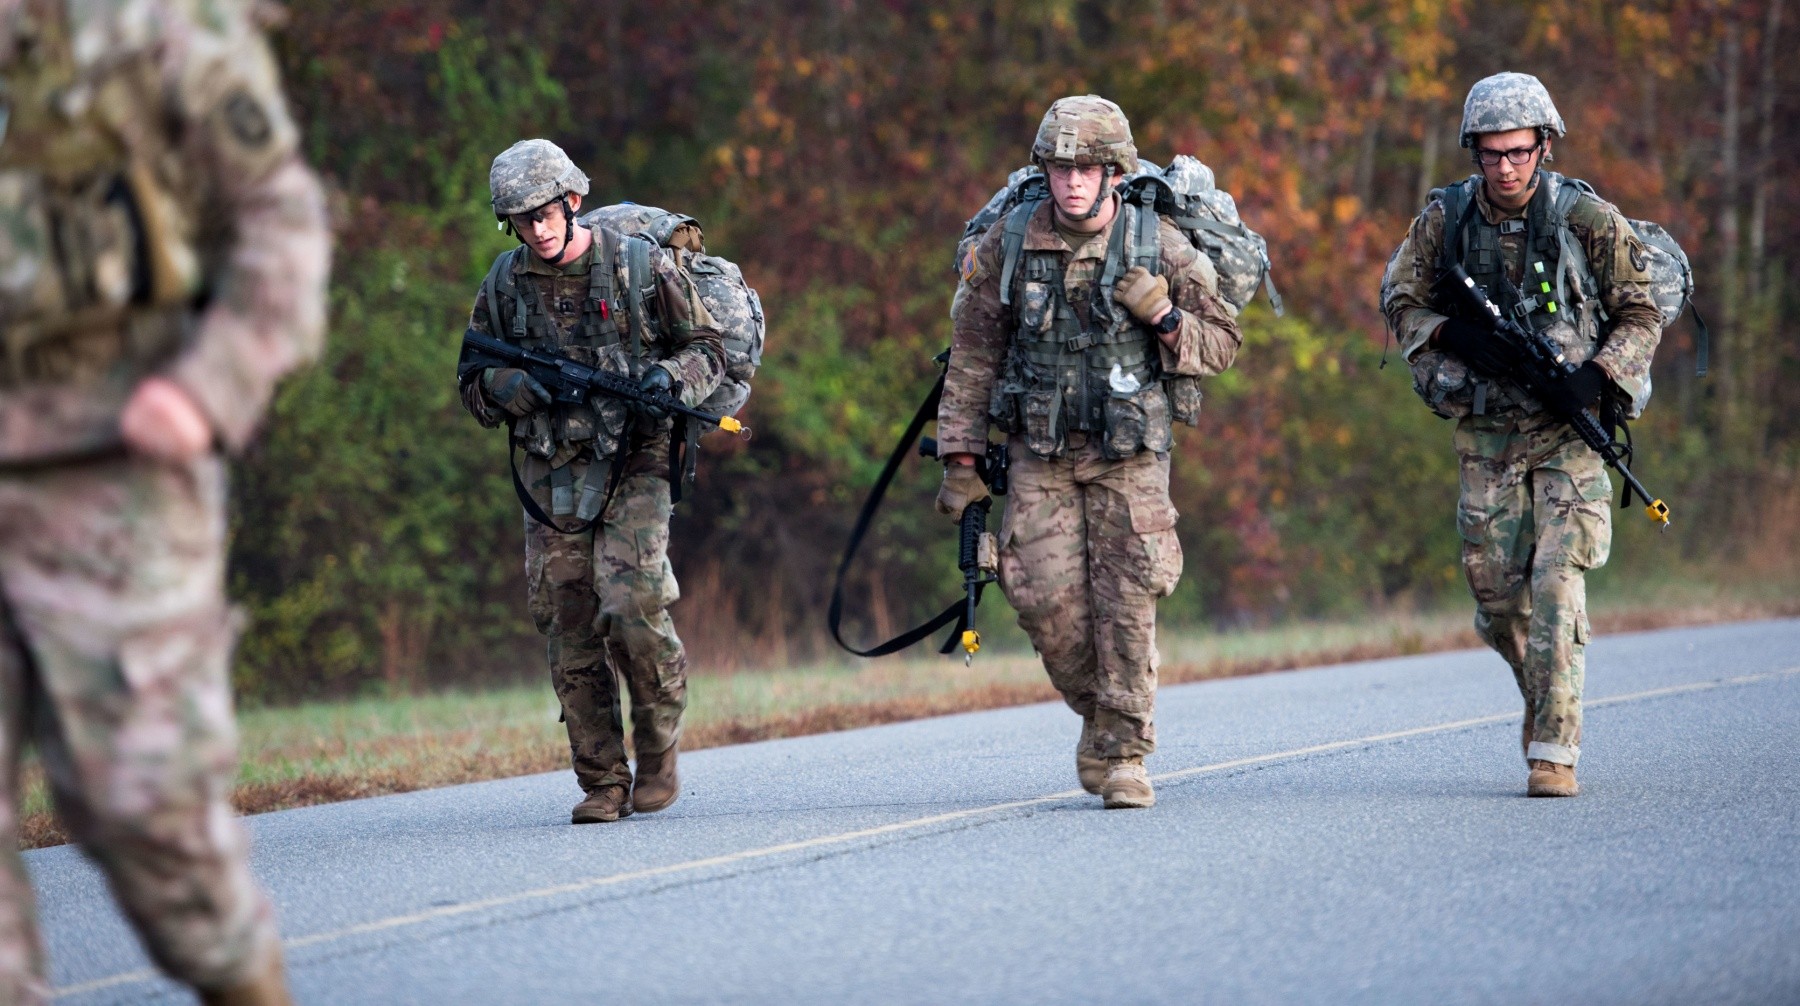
left=1031, top=95, right=1138, bottom=173
left=1459, top=72, right=1566, bottom=148
left=489, top=139, right=591, bottom=217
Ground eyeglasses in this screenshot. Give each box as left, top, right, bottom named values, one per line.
left=508, top=202, right=567, bottom=231
left=1044, top=162, right=1104, bottom=180
left=1473, top=142, right=1543, bottom=167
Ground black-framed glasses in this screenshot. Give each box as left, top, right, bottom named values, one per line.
left=1473, top=142, right=1542, bottom=167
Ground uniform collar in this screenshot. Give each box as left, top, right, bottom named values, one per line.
left=1475, top=179, right=1534, bottom=225
left=1022, top=199, right=1117, bottom=258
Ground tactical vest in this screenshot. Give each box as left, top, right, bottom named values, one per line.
left=0, top=0, right=201, bottom=387
left=1431, top=171, right=1605, bottom=416
left=476, top=224, right=661, bottom=461
left=991, top=196, right=1196, bottom=460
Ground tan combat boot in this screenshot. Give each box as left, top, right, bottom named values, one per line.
left=1526, top=759, right=1579, bottom=798
left=571, top=784, right=633, bottom=823
left=632, top=743, right=681, bottom=813
left=1076, top=717, right=1105, bottom=795
left=197, top=943, right=293, bottom=1006
left=1100, top=757, right=1155, bottom=809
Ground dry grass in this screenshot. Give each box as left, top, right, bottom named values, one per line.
left=18, top=591, right=1798, bottom=850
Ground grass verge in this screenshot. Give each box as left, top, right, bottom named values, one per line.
left=19, top=583, right=1798, bottom=850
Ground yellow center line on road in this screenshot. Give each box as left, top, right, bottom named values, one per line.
left=53, top=665, right=1800, bottom=1000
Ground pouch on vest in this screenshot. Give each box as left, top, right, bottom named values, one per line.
left=1166, top=374, right=1203, bottom=425
left=1103, top=384, right=1173, bottom=459
left=1021, top=386, right=1065, bottom=458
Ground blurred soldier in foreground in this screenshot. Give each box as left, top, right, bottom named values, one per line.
left=936, top=96, right=1243, bottom=809
left=1382, top=73, right=1663, bottom=797
left=457, top=140, right=723, bottom=824
left=0, top=0, right=329, bottom=1001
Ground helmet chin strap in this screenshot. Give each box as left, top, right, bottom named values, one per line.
left=546, top=195, right=578, bottom=266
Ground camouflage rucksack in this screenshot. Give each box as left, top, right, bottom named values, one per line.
left=956, top=156, right=1283, bottom=316
left=580, top=204, right=764, bottom=416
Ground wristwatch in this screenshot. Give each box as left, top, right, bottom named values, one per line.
left=1153, top=306, right=1183, bottom=335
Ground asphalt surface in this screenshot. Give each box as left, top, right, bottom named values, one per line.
left=28, top=618, right=1800, bottom=1005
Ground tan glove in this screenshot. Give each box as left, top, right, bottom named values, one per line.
left=935, top=463, right=990, bottom=521
left=1113, top=266, right=1172, bottom=325
left=669, top=222, right=706, bottom=253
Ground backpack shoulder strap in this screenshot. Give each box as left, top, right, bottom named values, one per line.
left=997, top=197, right=1041, bottom=309
left=1435, top=177, right=1478, bottom=275
left=1551, top=174, right=1600, bottom=307
left=622, top=231, right=659, bottom=367
left=479, top=247, right=529, bottom=340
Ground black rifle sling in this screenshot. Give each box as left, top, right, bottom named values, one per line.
left=509, top=441, right=618, bottom=536
left=827, top=370, right=989, bottom=658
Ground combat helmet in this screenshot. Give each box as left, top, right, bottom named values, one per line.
left=1459, top=72, right=1566, bottom=148
left=489, top=139, right=590, bottom=218
left=1032, top=95, right=1137, bottom=219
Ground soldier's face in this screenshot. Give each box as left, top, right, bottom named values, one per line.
left=1474, top=128, right=1548, bottom=210
left=1046, top=163, right=1106, bottom=218
left=511, top=194, right=583, bottom=261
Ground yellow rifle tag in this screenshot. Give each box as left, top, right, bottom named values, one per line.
left=961, top=629, right=981, bottom=663
left=1645, top=498, right=1671, bottom=527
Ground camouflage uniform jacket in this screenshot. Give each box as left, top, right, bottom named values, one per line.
left=459, top=224, right=724, bottom=477
left=0, top=0, right=331, bottom=462
left=1383, top=177, right=1662, bottom=422
left=939, top=199, right=1242, bottom=457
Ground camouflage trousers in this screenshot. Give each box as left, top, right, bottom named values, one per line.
left=0, top=455, right=279, bottom=1004
left=1456, top=412, right=1613, bottom=767
left=997, top=436, right=1184, bottom=760
left=524, top=471, right=687, bottom=794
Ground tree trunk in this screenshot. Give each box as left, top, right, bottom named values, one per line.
left=1716, top=14, right=1743, bottom=438
left=1416, top=115, right=1441, bottom=210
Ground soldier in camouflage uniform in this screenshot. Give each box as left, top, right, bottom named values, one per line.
left=457, top=140, right=723, bottom=824
left=1381, top=73, right=1663, bottom=798
left=937, top=96, right=1243, bottom=809
left=0, top=0, right=329, bottom=1001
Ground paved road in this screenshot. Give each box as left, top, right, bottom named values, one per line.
left=29, top=619, right=1800, bottom=1004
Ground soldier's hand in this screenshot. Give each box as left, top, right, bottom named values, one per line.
left=1432, top=318, right=1514, bottom=379
left=121, top=377, right=214, bottom=463
left=935, top=461, right=989, bottom=521
left=634, top=366, right=676, bottom=420
left=1113, top=266, right=1173, bottom=326
left=484, top=368, right=551, bottom=417
left=1541, top=360, right=1611, bottom=418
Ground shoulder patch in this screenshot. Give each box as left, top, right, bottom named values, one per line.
left=959, top=244, right=981, bottom=284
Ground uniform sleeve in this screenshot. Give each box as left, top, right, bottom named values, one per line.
left=1574, top=199, right=1663, bottom=410
left=937, top=227, right=1010, bottom=457
left=1156, top=220, right=1242, bottom=377
left=1381, top=202, right=1451, bottom=363
left=647, top=246, right=725, bottom=408
left=162, top=3, right=330, bottom=454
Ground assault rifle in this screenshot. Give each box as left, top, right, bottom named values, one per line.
left=460, top=329, right=752, bottom=440
left=918, top=436, right=1010, bottom=663
left=1442, top=265, right=1670, bottom=529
